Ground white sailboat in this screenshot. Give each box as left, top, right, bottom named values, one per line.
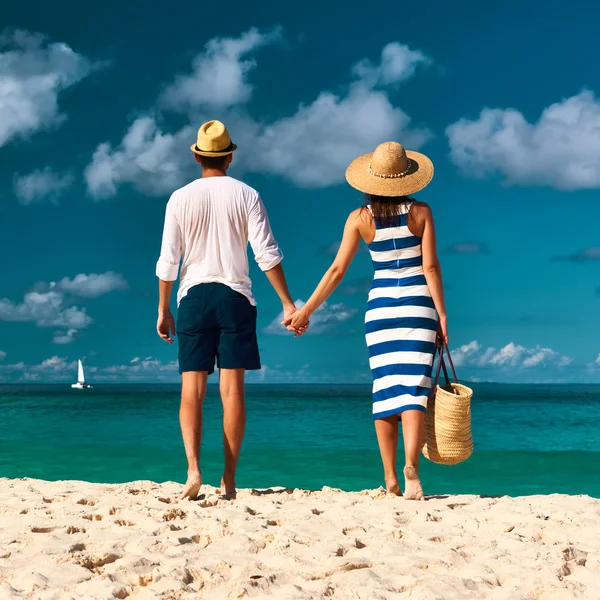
left=71, top=359, right=92, bottom=389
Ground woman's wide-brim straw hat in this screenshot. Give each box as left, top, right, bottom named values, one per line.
left=345, top=141, right=433, bottom=196
left=190, top=120, right=237, bottom=157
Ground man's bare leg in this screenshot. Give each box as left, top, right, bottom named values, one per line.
left=179, top=371, right=208, bottom=500
left=219, top=368, right=246, bottom=495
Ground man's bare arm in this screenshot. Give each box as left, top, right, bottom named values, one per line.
left=263, top=263, right=296, bottom=321
left=157, top=280, right=176, bottom=344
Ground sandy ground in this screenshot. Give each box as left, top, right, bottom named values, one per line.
left=0, top=478, right=599, bottom=599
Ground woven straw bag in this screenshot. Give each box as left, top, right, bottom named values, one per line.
left=422, top=342, right=474, bottom=465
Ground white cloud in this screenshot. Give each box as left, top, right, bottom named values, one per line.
left=103, top=356, right=179, bottom=375
left=0, top=290, right=91, bottom=329
left=597, top=353, right=600, bottom=365
left=0, top=29, right=97, bottom=149
left=452, top=340, right=572, bottom=370
left=40, top=356, right=73, bottom=370
left=551, top=247, right=600, bottom=263
left=85, top=34, right=431, bottom=197
left=0, top=350, right=6, bottom=360
left=13, top=167, right=74, bottom=205
left=235, top=84, right=431, bottom=188
left=445, top=242, right=489, bottom=255
left=0, top=355, right=77, bottom=382
left=159, top=27, right=281, bottom=112
left=52, top=328, right=77, bottom=344
left=0, top=272, right=127, bottom=342
left=84, top=116, right=194, bottom=199
left=352, top=42, right=429, bottom=87
left=447, top=91, right=600, bottom=190
left=101, top=356, right=178, bottom=380
left=55, top=272, right=128, bottom=298
left=264, top=299, right=358, bottom=335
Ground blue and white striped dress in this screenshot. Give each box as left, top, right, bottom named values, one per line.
left=365, top=203, right=437, bottom=420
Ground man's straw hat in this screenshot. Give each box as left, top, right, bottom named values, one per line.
left=190, top=120, right=237, bottom=157
left=345, top=142, right=433, bottom=196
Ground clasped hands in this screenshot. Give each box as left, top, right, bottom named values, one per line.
left=281, top=304, right=311, bottom=337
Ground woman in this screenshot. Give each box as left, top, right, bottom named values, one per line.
left=286, top=142, right=448, bottom=499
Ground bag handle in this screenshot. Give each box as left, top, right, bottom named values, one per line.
left=432, top=338, right=459, bottom=391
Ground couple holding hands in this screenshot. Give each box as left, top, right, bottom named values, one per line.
left=156, top=120, right=448, bottom=501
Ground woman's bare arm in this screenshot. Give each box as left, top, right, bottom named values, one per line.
left=286, top=210, right=362, bottom=332
left=419, top=204, right=448, bottom=343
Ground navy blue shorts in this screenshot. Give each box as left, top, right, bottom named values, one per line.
left=176, top=283, right=261, bottom=374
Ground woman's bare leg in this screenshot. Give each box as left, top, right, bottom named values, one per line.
left=179, top=371, right=208, bottom=500
left=400, top=410, right=425, bottom=500
left=375, top=416, right=401, bottom=495
left=219, top=368, right=246, bottom=495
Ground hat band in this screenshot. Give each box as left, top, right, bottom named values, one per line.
left=368, top=159, right=412, bottom=179
left=195, top=141, right=235, bottom=154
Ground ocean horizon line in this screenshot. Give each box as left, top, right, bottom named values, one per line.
left=2, top=381, right=600, bottom=388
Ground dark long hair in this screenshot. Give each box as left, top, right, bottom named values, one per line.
left=363, top=193, right=414, bottom=228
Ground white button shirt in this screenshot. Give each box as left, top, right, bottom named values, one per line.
left=156, top=176, right=283, bottom=306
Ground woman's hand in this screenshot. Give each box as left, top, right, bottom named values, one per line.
left=437, top=316, right=449, bottom=346
left=284, top=307, right=311, bottom=337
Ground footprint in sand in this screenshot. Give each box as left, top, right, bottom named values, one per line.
left=77, top=498, right=97, bottom=506
left=266, top=519, right=282, bottom=527
left=31, top=526, right=56, bottom=533
left=82, top=514, right=103, bottom=521
left=342, top=526, right=366, bottom=536
left=75, top=553, right=120, bottom=572
left=66, top=526, right=86, bottom=534
left=114, top=519, right=135, bottom=527
left=162, top=509, right=187, bottom=521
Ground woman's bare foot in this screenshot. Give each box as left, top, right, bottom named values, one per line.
left=385, top=473, right=402, bottom=496
left=403, top=466, right=424, bottom=500
left=219, top=472, right=237, bottom=498
left=179, top=471, right=202, bottom=501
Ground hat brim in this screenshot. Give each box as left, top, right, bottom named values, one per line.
left=190, top=143, right=237, bottom=157
left=345, top=150, right=434, bottom=196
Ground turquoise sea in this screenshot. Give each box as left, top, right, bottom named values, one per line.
left=1, top=384, right=599, bottom=497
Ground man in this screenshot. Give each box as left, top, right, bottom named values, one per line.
left=156, top=120, right=297, bottom=499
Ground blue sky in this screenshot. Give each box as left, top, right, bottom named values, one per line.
left=1, top=0, right=599, bottom=383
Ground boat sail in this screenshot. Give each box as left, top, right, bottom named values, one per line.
left=71, top=359, right=92, bottom=389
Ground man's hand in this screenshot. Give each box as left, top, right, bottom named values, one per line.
left=281, top=303, right=309, bottom=337
left=282, top=304, right=297, bottom=327
left=284, top=307, right=311, bottom=337
left=157, top=310, right=177, bottom=344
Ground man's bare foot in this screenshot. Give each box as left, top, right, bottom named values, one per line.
left=403, top=466, right=424, bottom=500
left=179, top=471, right=202, bottom=501
left=385, top=474, right=402, bottom=496
left=219, top=472, right=236, bottom=497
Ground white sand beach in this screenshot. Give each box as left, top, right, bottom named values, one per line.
left=0, top=478, right=598, bottom=599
